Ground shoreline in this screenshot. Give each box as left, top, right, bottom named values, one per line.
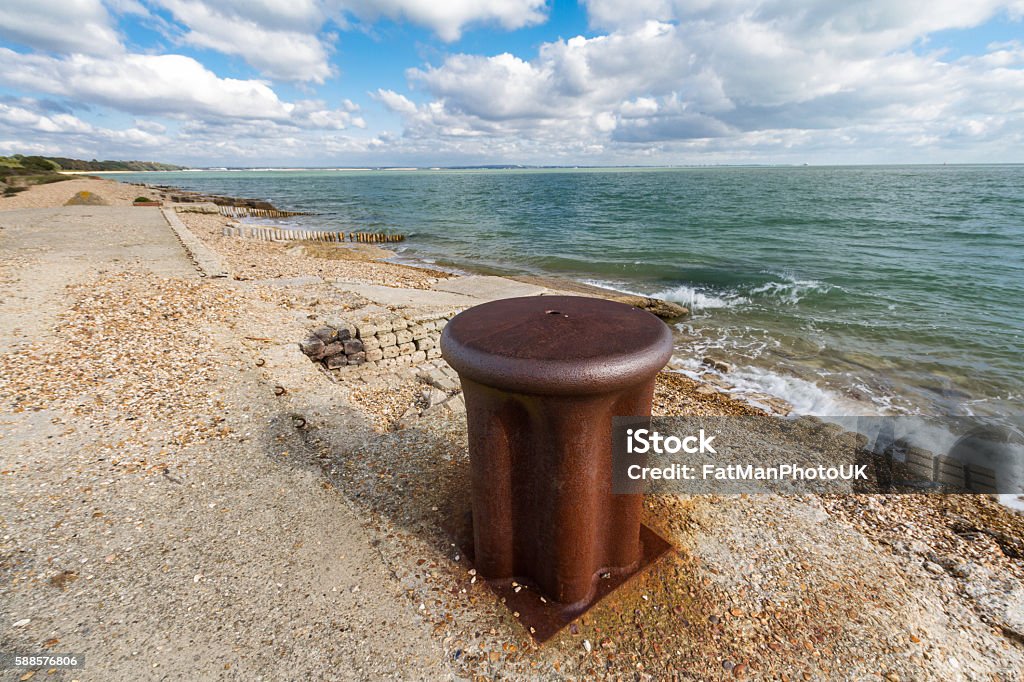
left=107, top=167, right=1024, bottom=423
left=2, top=175, right=1022, bottom=680
left=136, top=179, right=808, bottom=415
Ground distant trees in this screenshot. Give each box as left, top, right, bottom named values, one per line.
left=44, top=156, right=186, bottom=171
left=1, top=154, right=184, bottom=196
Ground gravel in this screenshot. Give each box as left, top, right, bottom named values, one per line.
left=0, top=177, right=146, bottom=210
left=179, top=211, right=451, bottom=289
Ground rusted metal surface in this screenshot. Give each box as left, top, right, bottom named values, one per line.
left=441, top=295, right=674, bottom=640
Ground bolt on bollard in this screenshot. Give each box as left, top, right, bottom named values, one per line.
left=441, top=295, right=675, bottom=641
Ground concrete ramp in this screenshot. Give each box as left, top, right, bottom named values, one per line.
left=430, top=275, right=549, bottom=300
left=333, top=282, right=482, bottom=310
left=0, top=206, right=198, bottom=351
left=334, top=275, right=557, bottom=313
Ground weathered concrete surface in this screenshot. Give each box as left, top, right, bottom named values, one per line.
left=512, top=275, right=689, bottom=319
left=339, top=274, right=688, bottom=320
left=0, top=206, right=196, bottom=352
left=332, top=282, right=482, bottom=310
left=162, top=207, right=230, bottom=278
left=336, top=274, right=584, bottom=311
left=431, top=274, right=549, bottom=300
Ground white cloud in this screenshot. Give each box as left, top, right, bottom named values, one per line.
left=583, top=0, right=1024, bottom=45
left=408, top=22, right=698, bottom=121
left=154, top=0, right=334, bottom=83
left=0, top=49, right=369, bottom=165
left=2, top=0, right=1023, bottom=165
left=0, top=102, right=93, bottom=134
left=0, top=0, right=121, bottom=55
left=373, top=1, right=1024, bottom=162
left=144, top=0, right=550, bottom=83
left=0, top=49, right=297, bottom=120
left=374, top=89, right=417, bottom=115
left=0, top=99, right=170, bottom=154
left=337, top=0, right=548, bottom=41
left=293, top=99, right=365, bottom=128
left=0, top=49, right=364, bottom=154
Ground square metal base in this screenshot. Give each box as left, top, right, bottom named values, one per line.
left=462, top=524, right=674, bottom=644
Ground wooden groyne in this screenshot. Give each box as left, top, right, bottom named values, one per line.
left=217, top=205, right=308, bottom=219
left=222, top=225, right=405, bottom=243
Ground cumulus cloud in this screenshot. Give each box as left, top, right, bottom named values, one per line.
left=0, top=0, right=121, bottom=55
left=2, top=0, right=1022, bottom=164
left=337, top=0, right=548, bottom=41
left=0, top=49, right=360, bottom=128
left=583, top=0, right=1024, bottom=43
left=0, top=98, right=170, bottom=155
left=376, top=1, right=1024, bottom=162
left=0, top=49, right=297, bottom=120
left=0, top=95, right=377, bottom=165
left=145, top=0, right=550, bottom=82
left=154, top=0, right=335, bottom=83
left=0, top=102, right=93, bottom=134
left=401, top=21, right=730, bottom=143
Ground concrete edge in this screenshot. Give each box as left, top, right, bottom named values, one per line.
left=160, top=207, right=230, bottom=279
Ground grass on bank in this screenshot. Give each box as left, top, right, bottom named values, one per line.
left=0, top=153, right=186, bottom=197
left=0, top=155, right=75, bottom=196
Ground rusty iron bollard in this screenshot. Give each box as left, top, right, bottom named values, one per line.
left=441, top=295, right=674, bottom=637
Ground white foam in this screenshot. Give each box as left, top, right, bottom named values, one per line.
left=748, top=277, right=832, bottom=305
left=997, top=494, right=1024, bottom=511
left=724, top=365, right=868, bottom=416
left=652, top=284, right=748, bottom=311
left=578, top=279, right=746, bottom=312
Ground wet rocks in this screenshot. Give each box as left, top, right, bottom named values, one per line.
left=702, top=356, right=733, bottom=373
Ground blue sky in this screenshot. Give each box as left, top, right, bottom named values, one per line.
left=0, top=1, right=1022, bottom=166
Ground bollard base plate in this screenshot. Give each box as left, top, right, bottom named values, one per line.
left=464, top=524, right=674, bottom=644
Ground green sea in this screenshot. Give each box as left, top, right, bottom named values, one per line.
left=106, top=165, right=1024, bottom=418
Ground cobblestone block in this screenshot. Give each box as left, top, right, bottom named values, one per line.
left=300, top=336, right=326, bottom=358
left=313, top=325, right=339, bottom=343
left=322, top=342, right=344, bottom=357
left=324, top=319, right=355, bottom=339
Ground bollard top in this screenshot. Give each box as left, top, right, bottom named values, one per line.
left=441, top=295, right=674, bottom=396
